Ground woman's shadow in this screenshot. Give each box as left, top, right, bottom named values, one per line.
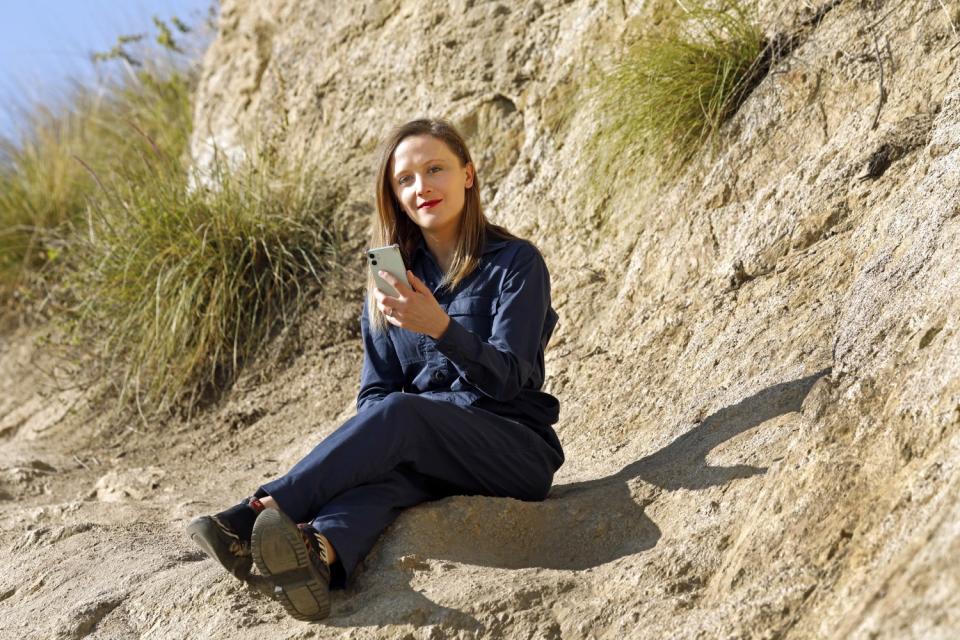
left=294, top=369, right=830, bottom=629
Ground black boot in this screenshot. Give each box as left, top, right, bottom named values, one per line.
left=186, top=496, right=265, bottom=581
left=251, top=510, right=332, bottom=621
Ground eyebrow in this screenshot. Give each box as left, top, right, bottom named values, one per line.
left=393, top=158, right=447, bottom=177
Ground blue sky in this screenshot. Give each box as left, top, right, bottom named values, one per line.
left=0, top=0, right=216, bottom=141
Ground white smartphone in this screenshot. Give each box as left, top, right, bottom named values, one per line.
left=367, top=244, right=411, bottom=297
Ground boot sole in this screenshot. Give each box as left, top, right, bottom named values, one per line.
left=252, top=509, right=331, bottom=621
left=185, top=516, right=252, bottom=581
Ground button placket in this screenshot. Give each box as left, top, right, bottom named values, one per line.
left=417, top=333, right=429, bottom=360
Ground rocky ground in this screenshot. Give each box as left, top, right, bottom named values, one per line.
left=1, top=1, right=959, bottom=638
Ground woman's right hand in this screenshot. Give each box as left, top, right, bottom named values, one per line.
left=374, top=270, right=450, bottom=339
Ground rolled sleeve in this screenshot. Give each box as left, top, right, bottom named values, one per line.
left=433, top=244, right=551, bottom=402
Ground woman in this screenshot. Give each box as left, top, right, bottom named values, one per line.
left=186, top=118, right=565, bottom=621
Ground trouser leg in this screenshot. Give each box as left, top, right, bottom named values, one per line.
left=309, top=465, right=439, bottom=588
left=257, top=393, right=562, bottom=528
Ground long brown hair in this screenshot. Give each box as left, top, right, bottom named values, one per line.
left=368, top=118, right=517, bottom=332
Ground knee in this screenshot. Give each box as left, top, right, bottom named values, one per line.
left=374, top=393, right=430, bottom=423
left=352, top=393, right=426, bottom=439
left=377, top=392, right=416, bottom=411
left=517, top=465, right=555, bottom=502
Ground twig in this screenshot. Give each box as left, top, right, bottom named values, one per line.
left=865, top=5, right=898, bottom=31
left=883, top=34, right=892, bottom=74
left=870, top=29, right=886, bottom=130
left=73, top=455, right=91, bottom=471
left=939, top=0, right=959, bottom=40
left=940, top=0, right=960, bottom=51
left=803, top=0, right=844, bottom=29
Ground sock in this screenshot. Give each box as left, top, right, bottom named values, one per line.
left=214, top=496, right=265, bottom=541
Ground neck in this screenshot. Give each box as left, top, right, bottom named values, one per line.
left=421, top=228, right=457, bottom=273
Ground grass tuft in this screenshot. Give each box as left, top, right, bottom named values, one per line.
left=65, top=139, right=345, bottom=421
left=0, top=67, right=194, bottom=321
left=592, top=0, right=767, bottom=174
left=2, top=12, right=347, bottom=422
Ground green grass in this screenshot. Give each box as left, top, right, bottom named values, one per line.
left=591, top=0, right=766, bottom=175
left=0, top=66, right=194, bottom=320
left=2, top=17, right=347, bottom=422
left=65, top=139, right=345, bottom=421
left=0, top=88, right=109, bottom=306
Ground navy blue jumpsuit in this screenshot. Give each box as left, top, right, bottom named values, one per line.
left=254, top=234, right=565, bottom=588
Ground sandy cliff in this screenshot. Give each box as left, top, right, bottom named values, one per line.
left=1, top=0, right=958, bottom=638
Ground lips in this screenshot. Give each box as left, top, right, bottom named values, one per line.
left=418, top=199, right=442, bottom=209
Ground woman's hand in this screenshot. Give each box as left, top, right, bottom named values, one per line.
left=375, top=270, right=451, bottom=339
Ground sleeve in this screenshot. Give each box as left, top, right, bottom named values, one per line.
left=356, top=296, right=405, bottom=413
left=432, top=244, right=552, bottom=402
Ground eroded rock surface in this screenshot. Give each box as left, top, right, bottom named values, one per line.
left=1, top=1, right=958, bottom=638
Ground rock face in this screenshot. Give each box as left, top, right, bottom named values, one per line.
left=1, top=0, right=959, bottom=638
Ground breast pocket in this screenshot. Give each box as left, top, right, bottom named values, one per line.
left=445, top=295, right=498, bottom=341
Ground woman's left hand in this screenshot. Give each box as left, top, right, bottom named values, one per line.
left=376, top=270, right=451, bottom=339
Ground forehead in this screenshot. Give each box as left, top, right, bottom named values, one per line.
left=391, top=135, right=457, bottom=174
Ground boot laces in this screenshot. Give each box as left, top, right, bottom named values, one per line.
left=211, top=515, right=251, bottom=557
left=298, top=524, right=329, bottom=566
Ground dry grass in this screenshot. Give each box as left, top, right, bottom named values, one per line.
left=2, top=14, right=348, bottom=422
left=590, top=0, right=766, bottom=177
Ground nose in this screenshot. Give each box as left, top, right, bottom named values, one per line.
left=415, top=174, right=432, bottom=196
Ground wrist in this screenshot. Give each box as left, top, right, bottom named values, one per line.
left=431, top=314, right=451, bottom=340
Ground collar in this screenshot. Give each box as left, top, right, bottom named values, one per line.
left=414, top=233, right=510, bottom=260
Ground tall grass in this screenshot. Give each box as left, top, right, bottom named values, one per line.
left=2, top=16, right=347, bottom=422
left=592, top=0, right=766, bottom=174
left=0, top=67, right=194, bottom=322
left=66, top=138, right=345, bottom=421
left=0, top=89, right=107, bottom=309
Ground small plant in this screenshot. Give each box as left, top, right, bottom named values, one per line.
left=593, top=0, right=766, bottom=172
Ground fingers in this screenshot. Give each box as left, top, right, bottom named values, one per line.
left=378, top=270, right=413, bottom=296
left=405, top=270, right=421, bottom=294
left=374, top=270, right=435, bottom=327
left=382, top=308, right=401, bottom=325
left=373, top=287, right=396, bottom=318
left=406, top=270, right=437, bottom=300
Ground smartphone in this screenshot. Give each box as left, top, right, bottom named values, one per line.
left=367, top=244, right=411, bottom=297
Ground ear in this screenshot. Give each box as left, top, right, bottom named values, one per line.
left=464, top=162, right=475, bottom=189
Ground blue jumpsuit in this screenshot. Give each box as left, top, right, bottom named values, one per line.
left=254, top=234, right=565, bottom=588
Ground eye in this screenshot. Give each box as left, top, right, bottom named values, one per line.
left=397, top=175, right=410, bottom=185
left=429, top=165, right=442, bottom=173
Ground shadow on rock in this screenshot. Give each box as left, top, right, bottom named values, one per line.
left=604, top=367, right=831, bottom=492
left=322, top=368, right=829, bottom=629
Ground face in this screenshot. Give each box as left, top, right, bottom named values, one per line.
left=390, top=134, right=474, bottom=238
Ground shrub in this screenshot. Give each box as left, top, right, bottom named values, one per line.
left=593, top=0, right=766, bottom=173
